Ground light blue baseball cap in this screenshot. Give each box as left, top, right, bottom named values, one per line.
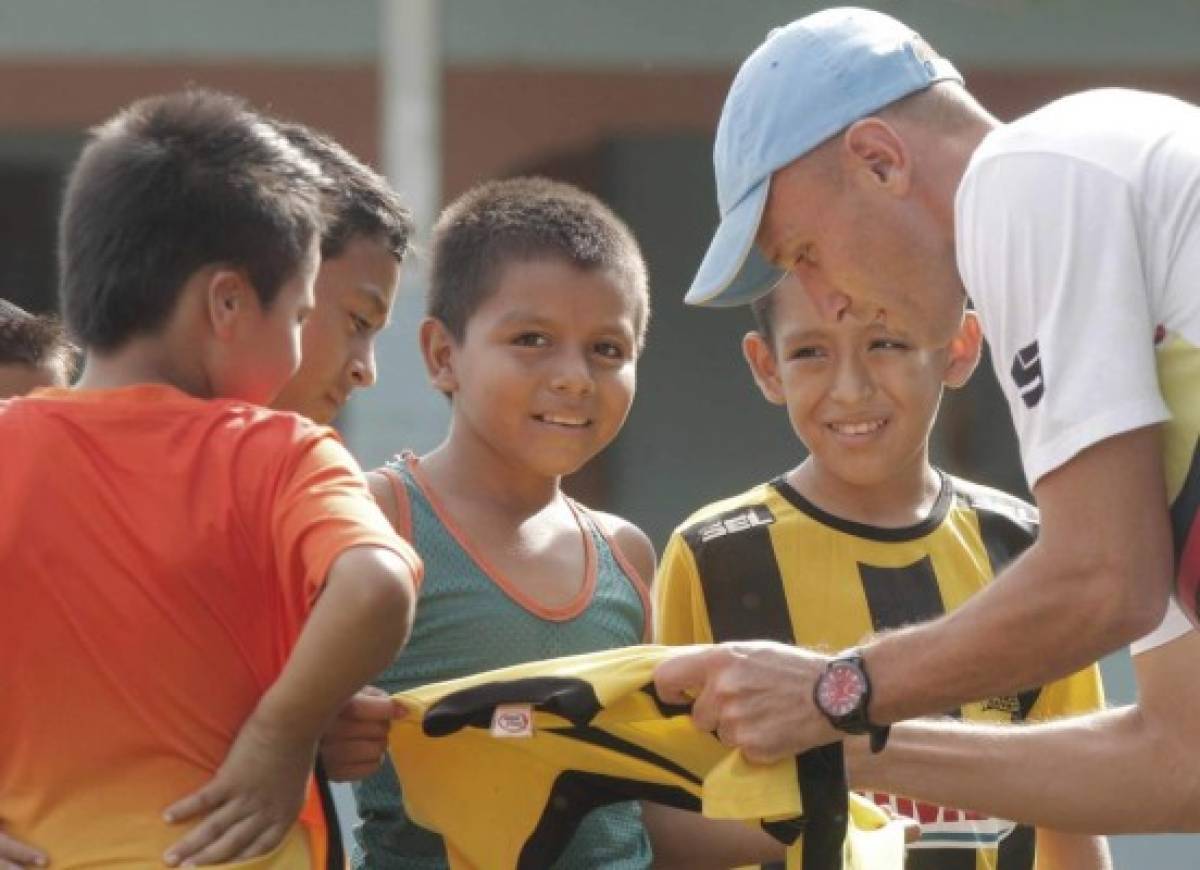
left=685, top=7, right=962, bottom=308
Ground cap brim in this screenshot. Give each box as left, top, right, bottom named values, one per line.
left=685, top=177, right=786, bottom=308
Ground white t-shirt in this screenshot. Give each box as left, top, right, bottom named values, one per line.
left=956, top=88, right=1200, bottom=621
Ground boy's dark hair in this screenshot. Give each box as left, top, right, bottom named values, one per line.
left=272, top=120, right=413, bottom=263
left=429, top=177, right=650, bottom=346
left=60, top=89, right=328, bottom=352
left=0, top=299, right=78, bottom=376
left=751, top=289, right=777, bottom=344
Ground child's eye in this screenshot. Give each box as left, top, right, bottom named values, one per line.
left=350, top=313, right=372, bottom=335
left=593, top=341, right=628, bottom=360
left=869, top=338, right=908, bottom=352
left=513, top=333, right=549, bottom=348
left=789, top=346, right=823, bottom=360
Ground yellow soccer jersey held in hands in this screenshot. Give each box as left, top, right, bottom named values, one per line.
left=387, top=645, right=905, bottom=870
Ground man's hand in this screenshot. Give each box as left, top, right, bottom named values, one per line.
left=161, top=712, right=315, bottom=867
left=654, top=642, right=841, bottom=763
left=0, top=831, right=45, bottom=870
left=320, top=686, right=405, bottom=782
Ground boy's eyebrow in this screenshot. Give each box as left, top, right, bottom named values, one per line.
left=777, top=326, right=829, bottom=344
left=495, top=309, right=636, bottom=338
left=353, top=285, right=391, bottom=319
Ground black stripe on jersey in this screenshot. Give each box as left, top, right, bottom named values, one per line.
left=953, top=480, right=1044, bottom=721
left=684, top=506, right=849, bottom=870
left=957, top=481, right=1038, bottom=577
left=908, top=848, right=975, bottom=870
left=858, top=556, right=945, bottom=632
left=518, top=771, right=700, bottom=870
left=998, top=824, right=1037, bottom=870
left=554, top=724, right=704, bottom=788
left=772, top=474, right=953, bottom=542
left=858, top=557, right=963, bottom=721
left=681, top=502, right=794, bottom=643
left=797, top=745, right=849, bottom=870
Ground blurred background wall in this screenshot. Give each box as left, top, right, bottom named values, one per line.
left=2, top=1, right=1197, bottom=862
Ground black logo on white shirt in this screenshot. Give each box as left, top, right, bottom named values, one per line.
left=1010, top=340, right=1044, bottom=408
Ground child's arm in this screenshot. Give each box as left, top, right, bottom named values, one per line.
left=315, top=469, right=407, bottom=783
left=0, top=829, right=46, bottom=869
left=162, top=545, right=416, bottom=866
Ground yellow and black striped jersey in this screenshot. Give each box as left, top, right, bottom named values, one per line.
left=656, top=473, right=1105, bottom=870
left=386, top=646, right=906, bottom=870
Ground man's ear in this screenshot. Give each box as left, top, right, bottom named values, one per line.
left=944, top=309, right=983, bottom=389
left=841, top=117, right=911, bottom=196
left=205, top=268, right=256, bottom=341
left=419, top=316, right=459, bottom=394
left=742, top=330, right=786, bottom=406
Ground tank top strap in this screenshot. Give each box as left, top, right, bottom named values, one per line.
left=379, top=451, right=420, bottom=541
left=568, top=499, right=653, bottom=642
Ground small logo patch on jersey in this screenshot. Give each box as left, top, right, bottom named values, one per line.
left=697, top=505, right=776, bottom=542
left=1010, top=340, right=1044, bottom=408
left=491, top=704, right=534, bottom=738
left=980, top=695, right=1020, bottom=715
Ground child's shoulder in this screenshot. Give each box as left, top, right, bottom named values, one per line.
left=577, top=505, right=657, bottom=585
left=364, top=461, right=410, bottom=538
left=946, top=474, right=1039, bottom=529
left=669, top=480, right=780, bottom=539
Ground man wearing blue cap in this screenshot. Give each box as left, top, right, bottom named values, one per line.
left=656, top=6, right=1200, bottom=831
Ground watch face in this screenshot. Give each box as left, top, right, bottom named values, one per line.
left=817, top=661, right=868, bottom=718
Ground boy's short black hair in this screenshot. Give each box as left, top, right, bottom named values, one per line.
left=272, top=120, right=413, bottom=263
left=60, top=89, right=328, bottom=352
left=429, top=177, right=649, bottom=346
left=0, top=299, right=78, bottom=376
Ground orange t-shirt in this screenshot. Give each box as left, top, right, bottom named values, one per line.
left=0, top=384, right=420, bottom=867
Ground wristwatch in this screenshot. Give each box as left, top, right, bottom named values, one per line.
left=813, top=651, right=890, bottom=753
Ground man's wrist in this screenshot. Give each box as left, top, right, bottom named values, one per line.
left=813, top=650, right=890, bottom=752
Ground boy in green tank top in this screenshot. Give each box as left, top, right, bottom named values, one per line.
left=318, top=180, right=853, bottom=869
left=325, top=177, right=656, bottom=869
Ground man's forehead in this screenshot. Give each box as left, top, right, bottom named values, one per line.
left=757, top=160, right=824, bottom=256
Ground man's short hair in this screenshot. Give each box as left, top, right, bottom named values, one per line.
left=0, top=299, right=78, bottom=377
left=272, top=120, right=413, bottom=263
left=59, top=89, right=327, bottom=352
left=429, top=177, right=650, bottom=346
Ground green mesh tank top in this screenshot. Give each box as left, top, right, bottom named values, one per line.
left=351, top=453, right=652, bottom=869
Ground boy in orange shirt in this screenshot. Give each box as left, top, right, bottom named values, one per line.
left=0, top=91, right=419, bottom=868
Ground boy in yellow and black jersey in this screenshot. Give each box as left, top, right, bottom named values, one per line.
left=655, top=272, right=1109, bottom=870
